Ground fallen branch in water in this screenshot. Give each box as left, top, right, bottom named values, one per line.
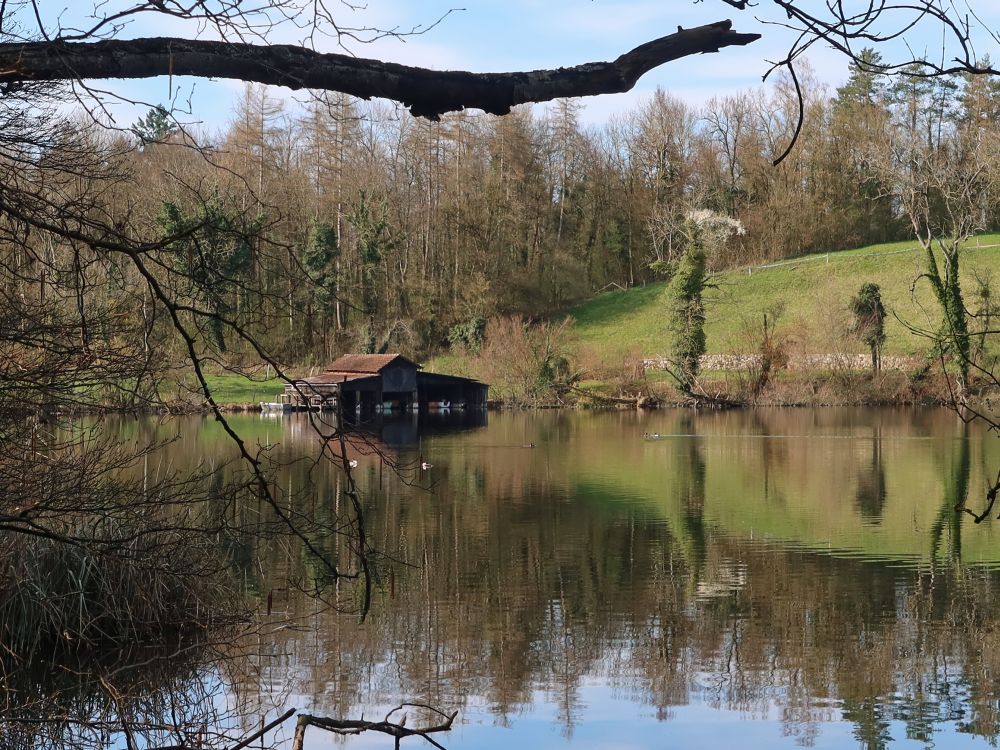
left=566, top=385, right=661, bottom=408
left=149, top=708, right=297, bottom=750
left=292, top=704, right=457, bottom=750
left=957, top=468, right=1000, bottom=523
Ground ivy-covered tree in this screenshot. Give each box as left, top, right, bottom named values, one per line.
left=662, top=210, right=744, bottom=393
left=301, top=221, right=340, bottom=355
left=850, top=282, right=887, bottom=373
left=664, top=240, right=707, bottom=392
left=447, top=316, right=487, bottom=353
left=157, top=197, right=262, bottom=352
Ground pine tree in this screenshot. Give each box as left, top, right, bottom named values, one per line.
left=957, top=56, right=1000, bottom=128
left=131, top=104, right=176, bottom=145
left=834, top=48, right=887, bottom=109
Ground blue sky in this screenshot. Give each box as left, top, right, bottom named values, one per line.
left=46, top=1, right=1000, bottom=130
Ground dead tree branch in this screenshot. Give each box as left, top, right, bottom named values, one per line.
left=0, top=22, right=760, bottom=117
left=292, top=704, right=457, bottom=750
left=957, top=469, right=1000, bottom=523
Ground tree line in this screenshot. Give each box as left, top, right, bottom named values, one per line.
left=105, top=54, right=999, bottom=369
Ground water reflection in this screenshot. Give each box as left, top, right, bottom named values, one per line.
left=0, top=642, right=243, bottom=750
left=273, top=409, right=489, bottom=446
left=97, top=410, right=1000, bottom=747
left=854, top=425, right=887, bottom=523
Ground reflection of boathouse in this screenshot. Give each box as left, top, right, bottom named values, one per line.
left=287, top=354, right=488, bottom=411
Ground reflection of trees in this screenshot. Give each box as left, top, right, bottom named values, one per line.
left=214, top=411, right=1000, bottom=745
left=842, top=698, right=892, bottom=750
left=0, top=417, right=271, bottom=749
left=854, top=425, right=887, bottom=522
left=676, top=413, right=707, bottom=568
left=0, top=618, right=252, bottom=750
left=930, top=423, right=970, bottom=564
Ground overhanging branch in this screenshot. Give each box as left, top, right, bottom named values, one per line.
left=0, top=21, right=760, bottom=117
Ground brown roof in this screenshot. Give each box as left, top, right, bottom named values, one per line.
left=325, top=353, right=420, bottom=374
left=295, top=371, right=377, bottom=385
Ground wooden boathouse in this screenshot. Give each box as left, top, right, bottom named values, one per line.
left=286, top=353, right=488, bottom=411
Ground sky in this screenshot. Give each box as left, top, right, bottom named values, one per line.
left=33, top=1, right=1000, bottom=131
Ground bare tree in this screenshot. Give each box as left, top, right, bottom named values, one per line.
left=863, top=111, right=999, bottom=396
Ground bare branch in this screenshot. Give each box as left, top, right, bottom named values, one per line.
left=0, top=22, right=760, bottom=117
left=292, top=705, right=458, bottom=750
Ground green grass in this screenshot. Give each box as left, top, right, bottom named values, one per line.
left=564, top=234, right=1000, bottom=360
left=201, top=373, right=285, bottom=405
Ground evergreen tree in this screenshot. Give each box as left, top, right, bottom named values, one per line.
left=888, top=65, right=959, bottom=147
left=301, top=222, right=340, bottom=354
left=957, top=56, right=1000, bottom=128
left=157, top=197, right=261, bottom=352
left=131, top=104, right=176, bottom=145
left=349, top=192, right=397, bottom=351
left=850, top=282, right=887, bottom=372
left=834, top=48, right=887, bottom=109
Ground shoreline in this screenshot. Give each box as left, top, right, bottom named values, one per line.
left=29, top=367, right=997, bottom=416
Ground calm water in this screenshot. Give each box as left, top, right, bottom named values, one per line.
left=85, top=409, right=1000, bottom=747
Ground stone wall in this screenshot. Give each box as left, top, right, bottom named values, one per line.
left=642, top=354, right=919, bottom=372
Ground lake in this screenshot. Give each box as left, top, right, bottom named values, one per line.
left=18, top=407, right=1000, bottom=749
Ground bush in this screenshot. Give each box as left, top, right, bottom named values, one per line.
left=447, top=315, right=487, bottom=353
left=476, top=315, right=579, bottom=406
left=729, top=305, right=789, bottom=403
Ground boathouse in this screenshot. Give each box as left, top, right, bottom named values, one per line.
left=286, top=353, right=488, bottom=411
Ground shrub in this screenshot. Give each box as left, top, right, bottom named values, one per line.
left=476, top=316, right=579, bottom=406
left=447, top=315, right=487, bottom=353
left=730, top=305, right=790, bottom=403
left=850, top=282, right=887, bottom=373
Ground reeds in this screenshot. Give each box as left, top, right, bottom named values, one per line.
left=0, top=533, right=242, bottom=658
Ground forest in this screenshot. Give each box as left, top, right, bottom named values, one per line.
left=24, top=51, right=996, bottom=383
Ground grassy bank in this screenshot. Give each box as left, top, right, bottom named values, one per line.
left=427, top=235, right=1000, bottom=407
left=184, top=236, right=1000, bottom=408
left=155, top=372, right=286, bottom=407
left=567, top=234, right=1000, bottom=360
left=202, top=372, right=285, bottom=404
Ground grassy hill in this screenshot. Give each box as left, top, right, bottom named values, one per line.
left=205, top=235, right=1000, bottom=405
left=566, top=234, right=1000, bottom=362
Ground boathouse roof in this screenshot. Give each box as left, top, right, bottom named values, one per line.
left=298, top=371, right=377, bottom=385
left=325, top=353, right=421, bottom=374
